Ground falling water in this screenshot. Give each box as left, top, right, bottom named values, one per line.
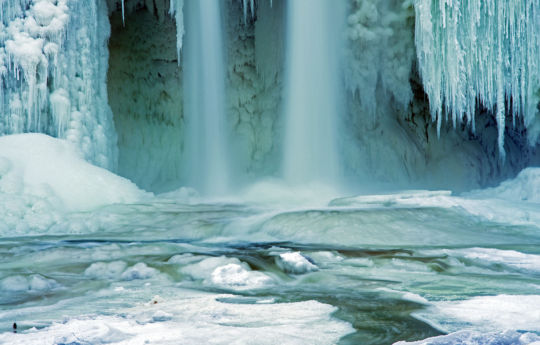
left=282, top=0, right=345, bottom=186
left=183, top=0, right=229, bottom=195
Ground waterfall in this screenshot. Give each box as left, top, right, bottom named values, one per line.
left=282, top=0, right=345, bottom=187
left=183, top=0, right=230, bottom=195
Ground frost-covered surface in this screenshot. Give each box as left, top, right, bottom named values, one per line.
left=468, top=168, right=540, bottom=203
left=414, top=295, right=540, bottom=335
left=0, top=292, right=352, bottom=345
left=346, top=0, right=415, bottom=117
left=414, top=0, right=540, bottom=155
left=394, top=330, right=540, bottom=345
left=1, top=0, right=117, bottom=169
left=107, top=7, right=184, bottom=192
left=0, top=134, right=144, bottom=233
left=275, top=252, right=318, bottom=274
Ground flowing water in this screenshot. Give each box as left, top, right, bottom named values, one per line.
left=183, top=0, right=230, bottom=195
left=282, top=0, right=345, bottom=186
left=1, top=188, right=539, bottom=344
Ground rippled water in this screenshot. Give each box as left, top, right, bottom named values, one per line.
left=1, top=191, right=540, bottom=344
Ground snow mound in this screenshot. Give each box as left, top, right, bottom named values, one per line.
left=121, top=263, right=158, bottom=281
left=84, top=261, right=128, bottom=280
left=414, top=294, right=540, bottom=335
left=394, top=330, right=540, bottom=345
left=210, top=263, right=273, bottom=289
left=275, top=252, right=318, bottom=274
left=469, top=168, right=540, bottom=203
left=180, top=256, right=273, bottom=289
left=0, top=274, right=59, bottom=293
left=0, top=134, right=145, bottom=212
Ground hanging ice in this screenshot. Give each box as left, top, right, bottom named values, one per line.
left=0, top=0, right=117, bottom=169
left=169, top=0, right=184, bottom=63
left=414, top=0, right=540, bottom=158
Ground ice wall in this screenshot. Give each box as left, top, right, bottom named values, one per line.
left=0, top=0, right=117, bottom=169
left=107, top=7, right=183, bottom=193
left=226, top=0, right=284, bottom=183
left=345, top=0, right=415, bottom=118
left=414, top=0, right=540, bottom=157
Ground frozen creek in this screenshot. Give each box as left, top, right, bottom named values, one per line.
left=1, top=0, right=540, bottom=344
left=1, top=137, right=540, bottom=345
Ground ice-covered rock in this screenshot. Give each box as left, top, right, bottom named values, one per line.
left=394, top=330, right=540, bottom=345
left=275, top=252, right=318, bottom=274
left=468, top=168, right=540, bottom=203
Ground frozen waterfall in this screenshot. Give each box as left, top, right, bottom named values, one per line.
left=183, top=0, right=230, bottom=195
left=0, top=0, right=117, bottom=170
left=414, top=0, right=540, bottom=157
left=282, top=0, right=346, bottom=187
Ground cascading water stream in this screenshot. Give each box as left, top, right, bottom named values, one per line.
left=183, top=0, right=230, bottom=195
left=282, top=0, right=346, bottom=187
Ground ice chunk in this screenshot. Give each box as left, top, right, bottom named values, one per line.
left=84, top=261, right=128, bottom=280
left=0, top=274, right=59, bottom=293
left=180, top=256, right=273, bottom=289
left=275, top=252, right=318, bottom=274
left=394, top=330, right=540, bottom=345
left=210, top=263, right=273, bottom=289
left=414, top=294, right=540, bottom=334
left=121, top=263, right=158, bottom=281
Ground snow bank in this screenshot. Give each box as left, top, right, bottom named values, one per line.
left=0, top=134, right=144, bottom=212
left=411, top=294, right=540, bottom=337
left=394, top=330, right=540, bottom=345
left=468, top=168, right=540, bottom=203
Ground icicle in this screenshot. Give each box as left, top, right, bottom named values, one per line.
left=414, top=0, right=540, bottom=153
left=0, top=0, right=118, bottom=169
left=121, top=0, right=125, bottom=26
left=242, top=0, right=257, bottom=24
left=169, top=0, right=184, bottom=64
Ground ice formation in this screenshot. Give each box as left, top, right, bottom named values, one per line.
left=169, top=0, right=184, bottom=62
left=0, top=0, right=117, bottom=169
left=345, top=0, right=415, bottom=117
left=414, top=0, right=540, bottom=156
